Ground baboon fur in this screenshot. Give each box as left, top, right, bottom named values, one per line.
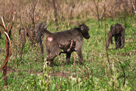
left=45, top=24, right=90, bottom=65
left=106, top=23, right=125, bottom=50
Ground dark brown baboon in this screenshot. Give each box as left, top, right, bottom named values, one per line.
left=59, top=40, right=76, bottom=52
left=45, top=24, right=90, bottom=65
left=106, top=23, right=125, bottom=50
left=19, top=23, right=47, bottom=55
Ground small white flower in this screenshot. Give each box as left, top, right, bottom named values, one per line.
left=22, top=82, right=25, bottom=84
left=60, top=78, right=62, bottom=81
left=69, top=76, right=76, bottom=82
left=39, top=80, right=41, bottom=85
left=48, top=75, right=50, bottom=78
left=78, top=78, right=81, bottom=82
left=37, top=74, right=40, bottom=77
left=44, top=58, right=47, bottom=61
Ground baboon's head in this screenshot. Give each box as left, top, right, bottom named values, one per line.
left=79, top=24, right=90, bottom=39
left=115, top=23, right=122, bottom=34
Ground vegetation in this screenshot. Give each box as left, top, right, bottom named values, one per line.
left=0, top=0, right=136, bottom=91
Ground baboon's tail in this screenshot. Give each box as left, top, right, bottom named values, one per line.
left=44, top=29, right=52, bottom=36
left=38, top=23, right=52, bottom=36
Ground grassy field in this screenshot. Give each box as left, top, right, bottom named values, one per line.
left=0, top=16, right=136, bottom=91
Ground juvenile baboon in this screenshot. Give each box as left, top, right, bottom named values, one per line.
left=59, top=40, right=76, bottom=53
left=19, top=23, right=47, bottom=55
left=106, top=23, right=125, bottom=50
left=45, top=24, right=90, bottom=65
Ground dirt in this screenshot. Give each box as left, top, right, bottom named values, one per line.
left=0, top=67, right=70, bottom=79
left=49, top=72, right=70, bottom=78
left=0, top=67, right=14, bottom=73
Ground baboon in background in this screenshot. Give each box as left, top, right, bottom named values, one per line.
left=45, top=24, right=90, bottom=65
left=106, top=23, right=125, bottom=50
left=19, top=23, right=47, bottom=55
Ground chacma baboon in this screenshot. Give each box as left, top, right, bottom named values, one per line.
left=19, top=23, right=47, bottom=55
left=59, top=40, right=76, bottom=53
left=45, top=24, right=90, bottom=65
left=106, top=23, right=125, bottom=50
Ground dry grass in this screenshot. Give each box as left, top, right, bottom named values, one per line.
left=0, top=0, right=135, bottom=27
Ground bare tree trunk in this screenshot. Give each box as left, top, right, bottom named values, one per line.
left=0, top=0, right=13, bottom=85
left=53, top=0, right=58, bottom=31
left=53, top=0, right=58, bottom=23
left=3, top=34, right=10, bottom=85
left=93, top=0, right=100, bottom=28
left=70, top=1, right=75, bottom=19
left=130, top=0, right=136, bottom=16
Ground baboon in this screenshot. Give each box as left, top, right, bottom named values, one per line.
left=45, top=24, right=90, bottom=65
left=19, top=23, right=47, bottom=55
left=59, top=40, right=76, bottom=53
left=106, top=23, right=125, bottom=50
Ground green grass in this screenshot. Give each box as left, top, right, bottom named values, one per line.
left=0, top=16, right=136, bottom=91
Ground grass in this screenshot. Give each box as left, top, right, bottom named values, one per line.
left=0, top=16, right=136, bottom=91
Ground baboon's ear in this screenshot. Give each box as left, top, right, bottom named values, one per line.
left=47, top=36, right=53, bottom=42
left=80, top=26, right=84, bottom=31
left=44, top=24, right=47, bottom=29
left=41, top=23, right=47, bottom=29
